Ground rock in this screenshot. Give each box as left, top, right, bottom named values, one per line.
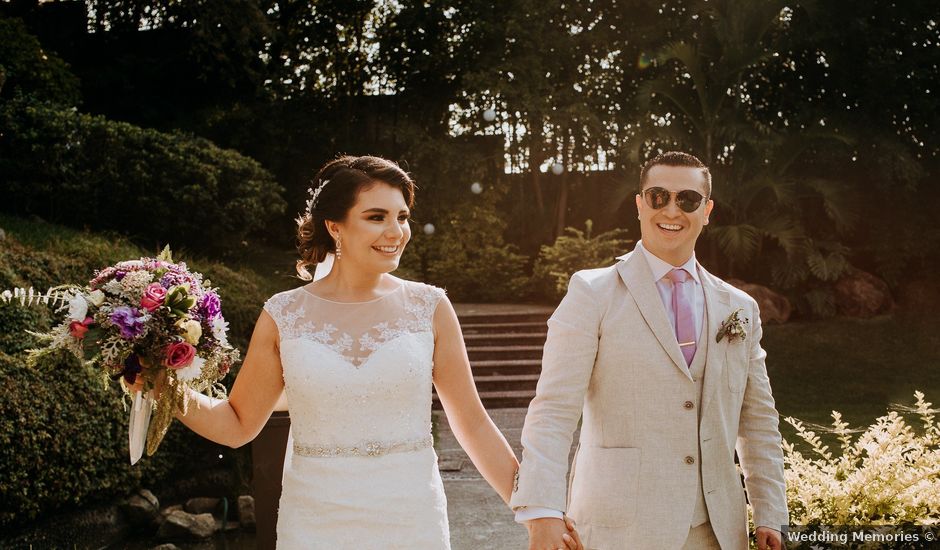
left=156, top=510, right=217, bottom=539
left=150, top=545, right=181, bottom=550
left=184, top=497, right=220, bottom=515
left=159, top=504, right=183, bottom=523
left=726, top=280, right=792, bottom=324
left=834, top=270, right=894, bottom=318
left=216, top=519, right=240, bottom=532
left=237, top=495, right=256, bottom=531
left=122, top=489, right=160, bottom=526
left=0, top=228, right=6, bottom=241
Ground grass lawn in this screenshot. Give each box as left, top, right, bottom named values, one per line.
left=762, top=312, right=940, bottom=443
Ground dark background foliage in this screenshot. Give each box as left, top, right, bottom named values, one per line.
left=1, top=0, right=936, bottom=302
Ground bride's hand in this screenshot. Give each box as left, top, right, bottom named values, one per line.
left=122, top=368, right=167, bottom=400
left=564, top=516, right=584, bottom=550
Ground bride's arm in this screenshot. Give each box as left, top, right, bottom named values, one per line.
left=172, top=310, right=285, bottom=448
left=432, top=297, right=519, bottom=504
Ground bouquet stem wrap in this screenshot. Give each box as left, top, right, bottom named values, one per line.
left=129, top=390, right=153, bottom=465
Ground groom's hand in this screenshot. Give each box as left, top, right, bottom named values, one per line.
left=525, top=517, right=583, bottom=550
left=755, top=526, right=784, bottom=550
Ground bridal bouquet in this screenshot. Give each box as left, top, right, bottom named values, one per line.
left=6, top=247, right=239, bottom=464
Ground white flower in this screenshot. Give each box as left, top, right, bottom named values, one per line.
left=67, top=293, right=88, bottom=321
left=101, top=280, right=122, bottom=295
left=87, top=289, right=106, bottom=307
left=211, top=317, right=230, bottom=346
left=176, top=356, right=205, bottom=382
left=178, top=318, right=202, bottom=345
left=120, top=270, right=153, bottom=298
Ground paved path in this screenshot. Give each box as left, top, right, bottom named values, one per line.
left=436, top=408, right=580, bottom=550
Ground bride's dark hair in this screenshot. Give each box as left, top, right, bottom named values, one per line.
left=295, top=155, right=416, bottom=280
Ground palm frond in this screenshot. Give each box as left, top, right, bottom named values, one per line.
left=803, top=178, right=860, bottom=234
left=755, top=215, right=808, bottom=257
left=710, top=223, right=761, bottom=263
left=771, top=253, right=809, bottom=289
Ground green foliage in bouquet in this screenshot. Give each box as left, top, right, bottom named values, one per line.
left=0, top=100, right=287, bottom=254
left=781, top=392, right=940, bottom=526
left=533, top=220, right=632, bottom=302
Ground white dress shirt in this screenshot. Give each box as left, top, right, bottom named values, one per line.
left=514, top=241, right=706, bottom=523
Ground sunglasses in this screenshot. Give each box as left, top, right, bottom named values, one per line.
left=641, top=187, right=706, bottom=213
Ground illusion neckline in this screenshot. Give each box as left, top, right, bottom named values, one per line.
left=300, top=281, right=405, bottom=305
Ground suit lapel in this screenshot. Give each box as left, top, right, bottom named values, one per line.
left=616, top=251, right=692, bottom=379
left=699, top=265, right=732, bottom=418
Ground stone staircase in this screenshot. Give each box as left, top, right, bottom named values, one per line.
left=433, top=308, right=552, bottom=409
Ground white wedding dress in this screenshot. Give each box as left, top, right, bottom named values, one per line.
left=263, top=279, right=451, bottom=549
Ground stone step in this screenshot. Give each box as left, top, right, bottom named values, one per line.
left=460, top=321, right=548, bottom=334
left=457, top=311, right=552, bottom=325
left=466, top=345, right=543, bottom=361
left=433, top=389, right=536, bottom=410
left=462, top=332, right=547, bottom=347
left=472, top=373, right=540, bottom=392
left=470, top=359, right=542, bottom=376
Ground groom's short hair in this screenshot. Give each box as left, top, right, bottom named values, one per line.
left=640, top=151, right=712, bottom=197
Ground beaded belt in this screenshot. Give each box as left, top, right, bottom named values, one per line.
left=293, top=434, right=433, bottom=458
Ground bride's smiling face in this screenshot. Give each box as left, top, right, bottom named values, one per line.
left=327, top=182, right=412, bottom=274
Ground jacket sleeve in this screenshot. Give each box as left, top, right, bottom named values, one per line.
left=735, top=299, right=789, bottom=531
left=510, top=271, right=602, bottom=511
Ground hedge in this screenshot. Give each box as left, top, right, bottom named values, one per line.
left=0, top=100, right=287, bottom=254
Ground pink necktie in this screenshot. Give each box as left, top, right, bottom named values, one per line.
left=667, top=268, right=697, bottom=366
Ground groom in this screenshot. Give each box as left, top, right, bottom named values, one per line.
left=511, top=152, right=787, bottom=549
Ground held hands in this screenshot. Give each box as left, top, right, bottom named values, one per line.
left=756, top=526, right=784, bottom=550
left=525, top=516, right=584, bottom=550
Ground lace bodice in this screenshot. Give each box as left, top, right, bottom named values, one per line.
left=263, top=279, right=445, bottom=449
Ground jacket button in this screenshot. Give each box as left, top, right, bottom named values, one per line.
left=685, top=456, right=695, bottom=465
left=684, top=401, right=694, bottom=409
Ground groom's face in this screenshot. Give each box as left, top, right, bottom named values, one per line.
left=635, top=164, right=713, bottom=266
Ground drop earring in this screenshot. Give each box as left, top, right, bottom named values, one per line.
left=335, top=237, right=342, bottom=261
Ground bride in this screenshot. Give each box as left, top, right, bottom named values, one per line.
left=134, top=155, right=583, bottom=549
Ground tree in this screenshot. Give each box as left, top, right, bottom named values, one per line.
left=0, top=16, right=81, bottom=105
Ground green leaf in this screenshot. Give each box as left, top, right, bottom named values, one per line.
left=156, top=245, right=173, bottom=263
left=711, top=223, right=761, bottom=263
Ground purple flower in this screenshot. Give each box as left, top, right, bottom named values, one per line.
left=110, top=306, right=148, bottom=339
left=198, top=292, right=221, bottom=321
left=122, top=354, right=142, bottom=384
left=115, top=271, right=127, bottom=281
left=160, top=270, right=196, bottom=289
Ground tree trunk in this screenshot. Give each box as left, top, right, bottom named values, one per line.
left=527, top=114, right=545, bottom=216
left=555, top=171, right=569, bottom=239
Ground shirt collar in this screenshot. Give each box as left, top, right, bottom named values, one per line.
left=635, top=240, right=701, bottom=285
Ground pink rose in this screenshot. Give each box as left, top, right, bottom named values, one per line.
left=164, top=341, right=196, bottom=369
left=69, top=317, right=94, bottom=339
left=140, top=283, right=167, bottom=312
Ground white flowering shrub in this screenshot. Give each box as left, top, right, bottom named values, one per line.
left=782, top=392, right=940, bottom=526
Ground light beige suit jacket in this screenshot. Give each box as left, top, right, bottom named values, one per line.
left=510, top=250, right=788, bottom=549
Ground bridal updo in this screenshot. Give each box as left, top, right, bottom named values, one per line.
left=295, top=155, right=416, bottom=280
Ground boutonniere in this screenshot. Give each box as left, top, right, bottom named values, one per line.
left=716, top=308, right=749, bottom=343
